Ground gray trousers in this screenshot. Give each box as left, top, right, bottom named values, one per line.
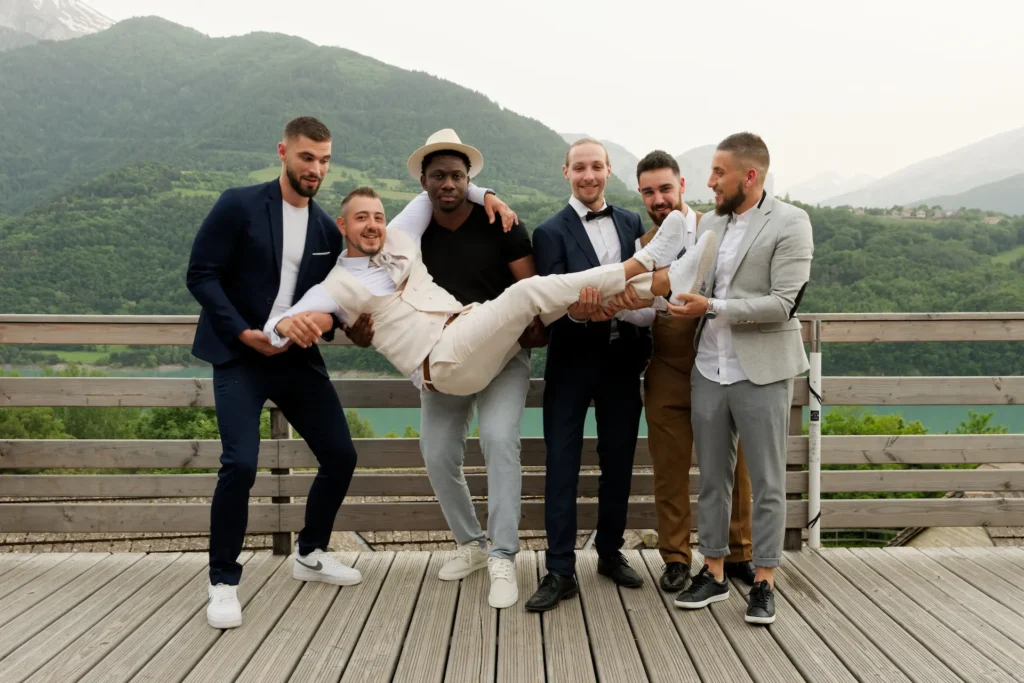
left=419, top=349, right=530, bottom=560
left=691, top=369, right=793, bottom=567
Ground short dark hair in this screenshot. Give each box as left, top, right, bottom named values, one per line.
left=421, top=150, right=471, bottom=175
left=635, top=150, right=680, bottom=182
left=716, top=132, right=770, bottom=175
left=284, top=116, right=332, bottom=143
left=340, top=186, right=379, bottom=215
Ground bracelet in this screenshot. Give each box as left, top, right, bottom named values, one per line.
left=567, top=313, right=587, bottom=324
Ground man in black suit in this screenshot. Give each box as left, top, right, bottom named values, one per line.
left=526, top=138, right=653, bottom=611
left=186, top=116, right=361, bottom=630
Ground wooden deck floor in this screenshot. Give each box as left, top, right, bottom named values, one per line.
left=0, top=547, right=1022, bottom=683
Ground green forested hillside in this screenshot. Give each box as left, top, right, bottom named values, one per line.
left=0, top=17, right=627, bottom=215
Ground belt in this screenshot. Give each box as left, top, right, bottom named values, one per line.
left=422, top=313, right=460, bottom=393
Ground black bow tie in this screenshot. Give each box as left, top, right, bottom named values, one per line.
left=585, top=206, right=613, bottom=222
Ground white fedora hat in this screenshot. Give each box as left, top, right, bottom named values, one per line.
left=406, top=128, right=484, bottom=179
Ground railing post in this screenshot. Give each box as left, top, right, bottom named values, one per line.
left=808, top=320, right=823, bottom=550
left=270, top=408, right=293, bottom=555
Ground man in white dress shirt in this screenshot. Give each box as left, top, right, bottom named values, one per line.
left=669, top=133, right=813, bottom=626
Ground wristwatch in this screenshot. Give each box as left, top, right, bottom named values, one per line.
left=705, top=298, right=718, bottom=319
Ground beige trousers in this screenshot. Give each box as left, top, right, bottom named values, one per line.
left=428, top=264, right=653, bottom=395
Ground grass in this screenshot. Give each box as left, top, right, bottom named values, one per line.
left=248, top=164, right=411, bottom=193
left=49, top=345, right=129, bottom=364
left=993, top=244, right=1024, bottom=265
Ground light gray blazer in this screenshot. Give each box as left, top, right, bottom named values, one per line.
left=695, top=192, right=813, bottom=385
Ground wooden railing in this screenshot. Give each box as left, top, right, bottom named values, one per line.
left=2, top=313, right=1024, bottom=552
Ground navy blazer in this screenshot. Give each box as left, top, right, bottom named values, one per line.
left=186, top=179, right=343, bottom=371
left=532, top=203, right=652, bottom=368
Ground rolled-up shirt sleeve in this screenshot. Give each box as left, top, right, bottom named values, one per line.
left=264, top=284, right=347, bottom=347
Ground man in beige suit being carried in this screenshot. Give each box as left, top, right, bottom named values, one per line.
left=263, top=185, right=715, bottom=399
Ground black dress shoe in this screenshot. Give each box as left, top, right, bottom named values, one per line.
left=597, top=554, right=643, bottom=588
left=659, top=562, right=691, bottom=592
left=525, top=572, right=578, bottom=612
left=725, top=560, right=757, bottom=585
left=745, top=580, right=776, bottom=624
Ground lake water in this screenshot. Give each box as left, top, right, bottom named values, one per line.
left=8, top=365, right=1021, bottom=435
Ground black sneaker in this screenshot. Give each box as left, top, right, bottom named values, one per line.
left=745, top=580, right=776, bottom=625
left=660, top=562, right=691, bottom=592
left=725, top=560, right=756, bottom=586
left=673, top=566, right=729, bottom=609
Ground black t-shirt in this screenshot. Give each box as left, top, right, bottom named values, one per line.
left=419, top=203, right=533, bottom=305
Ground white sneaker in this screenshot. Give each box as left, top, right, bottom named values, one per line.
left=293, top=548, right=363, bottom=586
left=207, top=583, right=242, bottom=629
left=488, top=557, right=519, bottom=609
left=668, top=229, right=719, bottom=299
left=634, top=210, right=688, bottom=271
left=438, top=542, right=489, bottom=581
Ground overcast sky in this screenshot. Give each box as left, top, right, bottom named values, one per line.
left=89, top=0, right=1024, bottom=190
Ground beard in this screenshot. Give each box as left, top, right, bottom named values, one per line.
left=714, top=181, right=746, bottom=216
left=286, top=166, right=321, bottom=198
left=648, top=199, right=682, bottom=226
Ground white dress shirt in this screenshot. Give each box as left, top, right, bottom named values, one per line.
left=264, top=184, right=492, bottom=388
left=567, top=196, right=654, bottom=336
left=695, top=205, right=754, bottom=385
left=268, top=201, right=309, bottom=319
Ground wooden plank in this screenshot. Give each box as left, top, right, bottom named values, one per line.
left=818, top=498, right=1024, bottom=528
left=336, top=551, right=429, bottom=683
left=183, top=555, right=304, bottom=683
left=23, top=553, right=206, bottom=683
left=574, top=551, right=647, bottom=683
left=0, top=321, right=200, bottom=345
left=538, top=551, right=597, bottom=683
left=783, top=551, right=959, bottom=683
left=727, top=575, right=855, bottom=682
left=0, top=553, right=73, bottom=601
left=128, top=553, right=283, bottom=683
left=883, top=548, right=1024, bottom=648
left=443, top=559, right=497, bottom=683
left=824, top=376, right=1024, bottom=405
left=0, top=501, right=812, bottom=534
left=818, top=434, right=1024, bottom=465
left=639, top=550, right=751, bottom=683
left=0, top=552, right=177, bottom=683
left=820, top=548, right=1015, bottom=682
left=806, top=312, right=1024, bottom=321
left=0, top=553, right=34, bottom=578
left=821, top=468, right=1024, bottom=493
left=496, top=552, right=544, bottom=683
left=954, top=547, right=1024, bottom=586
left=615, top=550, right=699, bottom=683
left=391, top=552, right=458, bottom=683
left=76, top=552, right=255, bottom=683
left=851, top=547, right=1024, bottom=681
left=771, top=560, right=910, bottom=681
left=918, top=548, right=1024, bottom=620
left=820, top=318, right=1024, bottom=343
left=236, top=553, right=359, bottom=683
left=0, top=552, right=111, bottom=630
left=289, top=552, right=396, bottom=682
left=0, top=377, right=807, bottom=409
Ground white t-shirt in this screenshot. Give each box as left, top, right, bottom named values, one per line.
left=269, top=201, right=309, bottom=319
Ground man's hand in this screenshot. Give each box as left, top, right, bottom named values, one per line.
left=273, top=315, right=321, bottom=348
left=610, top=285, right=652, bottom=312
left=342, top=313, right=375, bottom=348
left=518, top=316, right=549, bottom=348
left=667, top=293, right=709, bottom=318
left=238, top=329, right=290, bottom=356
left=589, top=307, right=616, bottom=322
left=483, top=193, right=518, bottom=232
left=567, top=286, right=602, bottom=321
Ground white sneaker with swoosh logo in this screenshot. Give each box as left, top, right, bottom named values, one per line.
left=293, top=548, right=363, bottom=586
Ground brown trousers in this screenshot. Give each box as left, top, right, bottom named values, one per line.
left=643, top=315, right=753, bottom=565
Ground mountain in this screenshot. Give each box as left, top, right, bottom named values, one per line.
left=823, top=126, right=1024, bottom=208
left=0, top=0, right=111, bottom=44
left=0, top=24, right=36, bottom=50
left=0, top=16, right=579, bottom=214
left=784, top=171, right=874, bottom=205
left=917, top=173, right=1024, bottom=216
left=558, top=133, right=634, bottom=193
left=673, top=145, right=775, bottom=203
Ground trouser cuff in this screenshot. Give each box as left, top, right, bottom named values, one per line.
left=753, top=555, right=782, bottom=568
left=699, top=544, right=730, bottom=559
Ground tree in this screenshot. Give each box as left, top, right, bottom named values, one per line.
left=953, top=410, right=1008, bottom=435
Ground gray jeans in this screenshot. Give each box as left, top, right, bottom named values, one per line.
left=419, top=349, right=530, bottom=560
left=691, top=369, right=793, bottom=568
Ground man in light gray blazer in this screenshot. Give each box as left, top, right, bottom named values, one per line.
left=666, top=132, right=812, bottom=625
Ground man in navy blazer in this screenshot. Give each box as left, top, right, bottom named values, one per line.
left=187, top=117, right=361, bottom=630
left=526, top=139, right=654, bottom=611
